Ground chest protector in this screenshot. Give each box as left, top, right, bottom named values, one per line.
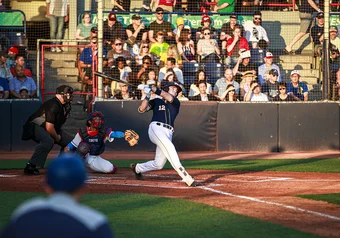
left=79, top=127, right=106, bottom=155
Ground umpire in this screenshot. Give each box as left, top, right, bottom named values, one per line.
left=22, top=85, right=74, bottom=175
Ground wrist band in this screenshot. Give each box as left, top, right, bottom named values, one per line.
left=155, top=88, right=162, bottom=95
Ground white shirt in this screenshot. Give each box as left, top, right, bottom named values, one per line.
left=46, top=0, right=69, bottom=16
left=250, top=92, right=269, bottom=102
left=244, top=21, right=269, bottom=43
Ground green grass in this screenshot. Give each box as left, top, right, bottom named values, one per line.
left=0, top=191, right=319, bottom=238
left=1, top=158, right=340, bottom=173
left=297, top=193, right=340, bottom=205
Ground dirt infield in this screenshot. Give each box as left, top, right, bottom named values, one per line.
left=1, top=167, right=340, bottom=237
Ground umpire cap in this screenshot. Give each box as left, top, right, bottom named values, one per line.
left=47, top=154, right=87, bottom=193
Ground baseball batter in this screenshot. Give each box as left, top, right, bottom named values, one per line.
left=131, top=82, right=198, bottom=187
left=64, top=111, right=124, bottom=173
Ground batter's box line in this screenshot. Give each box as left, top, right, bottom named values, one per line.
left=200, top=186, right=340, bottom=221
left=86, top=181, right=192, bottom=189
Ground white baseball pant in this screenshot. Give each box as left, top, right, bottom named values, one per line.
left=85, top=154, right=116, bottom=173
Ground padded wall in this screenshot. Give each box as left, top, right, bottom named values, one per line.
left=0, top=101, right=11, bottom=151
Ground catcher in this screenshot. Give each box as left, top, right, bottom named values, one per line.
left=64, top=111, right=139, bottom=173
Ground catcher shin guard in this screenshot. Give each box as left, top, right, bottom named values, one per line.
left=76, top=141, right=90, bottom=159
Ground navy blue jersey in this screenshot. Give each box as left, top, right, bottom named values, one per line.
left=1, top=193, right=114, bottom=238
left=79, top=128, right=106, bottom=155
left=148, top=97, right=180, bottom=127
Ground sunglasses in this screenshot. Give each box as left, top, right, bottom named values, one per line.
left=229, top=90, right=236, bottom=93
left=157, top=12, right=164, bottom=15
left=254, top=17, right=261, bottom=20
left=204, top=33, right=210, bottom=35
left=115, top=43, right=122, bottom=46
left=143, top=62, right=150, bottom=64
left=279, top=87, right=286, bottom=90
left=142, top=45, right=149, bottom=48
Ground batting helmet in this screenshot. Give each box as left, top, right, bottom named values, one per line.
left=87, top=111, right=105, bottom=129
left=47, top=154, right=87, bottom=193
left=162, top=82, right=182, bottom=93
left=56, top=85, right=74, bottom=103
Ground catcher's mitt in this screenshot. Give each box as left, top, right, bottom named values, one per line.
left=124, top=130, right=139, bottom=146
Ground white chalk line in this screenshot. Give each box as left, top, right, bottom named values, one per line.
left=87, top=180, right=191, bottom=189
left=0, top=174, right=19, bottom=178
left=200, top=186, right=340, bottom=221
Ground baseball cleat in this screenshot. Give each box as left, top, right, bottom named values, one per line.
left=130, top=163, right=144, bottom=180
left=24, top=163, right=40, bottom=175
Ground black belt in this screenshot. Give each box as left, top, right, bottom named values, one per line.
left=156, top=122, right=174, bottom=132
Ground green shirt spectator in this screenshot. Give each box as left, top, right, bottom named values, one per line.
left=214, top=0, right=235, bottom=13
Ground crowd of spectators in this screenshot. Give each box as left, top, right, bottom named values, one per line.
left=2, top=1, right=340, bottom=102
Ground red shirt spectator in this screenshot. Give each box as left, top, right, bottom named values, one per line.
left=10, top=55, right=33, bottom=77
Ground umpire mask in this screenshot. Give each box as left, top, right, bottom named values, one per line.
left=56, top=85, right=74, bottom=104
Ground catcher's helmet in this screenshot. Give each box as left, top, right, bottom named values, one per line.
left=162, top=82, right=182, bottom=93
left=87, top=111, right=105, bottom=129
left=56, top=85, right=74, bottom=103
left=47, top=154, right=87, bottom=192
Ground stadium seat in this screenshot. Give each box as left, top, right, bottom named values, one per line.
left=203, top=63, right=225, bottom=79
left=182, top=62, right=201, bottom=76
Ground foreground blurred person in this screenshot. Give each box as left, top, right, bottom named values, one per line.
left=0, top=154, right=115, bottom=238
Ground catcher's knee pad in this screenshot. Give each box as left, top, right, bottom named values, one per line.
left=107, top=164, right=118, bottom=174
left=76, top=142, right=90, bottom=159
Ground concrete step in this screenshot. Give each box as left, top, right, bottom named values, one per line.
left=279, top=62, right=312, bottom=70
left=49, top=60, right=76, bottom=68
left=57, top=67, right=79, bottom=76
left=44, top=52, right=78, bottom=61
left=44, top=81, right=83, bottom=92
left=279, top=55, right=314, bottom=63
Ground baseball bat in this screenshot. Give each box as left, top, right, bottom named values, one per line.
left=94, top=71, right=138, bottom=88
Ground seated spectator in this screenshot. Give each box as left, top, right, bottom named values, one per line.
left=310, top=12, right=324, bottom=56
left=213, top=68, right=240, bottom=100
left=158, top=57, right=183, bottom=84
left=239, top=70, right=257, bottom=100
left=9, top=66, right=37, bottom=98
left=112, top=0, right=128, bottom=12
left=104, top=85, right=112, bottom=99
left=0, top=52, right=13, bottom=80
left=167, top=44, right=182, bottom=66
left=177, top=28, right=196, bottom=63
left=76, top=12, right=97, bottom=52
left=197, top=27, right=220, bottom=63
left=213, top=0, right=235, bottom=13
left=232, top=50, right=257, bottom=83
left=189, top=80, right=216, bottom=101
left=244, top=11, right=269, bottom=49
left=226, top=24, right=249, bottom=66
left=140, top=71, right=159, bottom=100
left=177, top=85, right=189, bottom=101
left=103, top=12, right=126, bottom=48
left=149, top=32, right=170, bottom=66
left=19, top=86, right=30, bottom=99
left=79, top=37, right=107, bottom=85
left=107, top=38, right=132, bottom=65
left=160, top=68, right=183, bottom=89
left=330, top=47, right=340, bottom=71
left=114, top=82, right=136, bottom=100
left=220, top=84, right=239, bottom=101
left=137, top=55, right=153, bottom=80
left=135, top=41, right=153, bottom=65
left=330, top=26, right=340, bottom=51
left=196, top=15, right=218, bottom=41
left=152, top=0, right=176, bottom=12
left=220, top=13, right=245, bottom=55
left=273, top=82, right=301, bottom=101
left=6, top=46, right=18, bottom=69
left=174, top=17, right=185, bottom=43
left=125, top=14, right=148, bottom=54
left=148, top=7, right=175, bottom=44
left=0, top=77, right=9, bottom=99
left=261, top=69, right=279, bottom=101
left=244, top=80, right=268, bottom=102
left=258, top=52, right=281, bottom=84
left=109, top=56, right=132, bottom=95
left=10, top=55, right=33, bottom=77
left=287, top=70, right=308, bottom=101
left=188, top=70, right=212, bottom=97
left=331, top=68, right=340, bottom=101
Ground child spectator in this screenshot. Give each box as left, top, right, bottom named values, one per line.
left=149, top=31, right=169, bottom=66
left=19, top=86, right=29, bottom=99
left=287, top=70, right=308, bottom=101
left=261, top=69, right=279, bottom=100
